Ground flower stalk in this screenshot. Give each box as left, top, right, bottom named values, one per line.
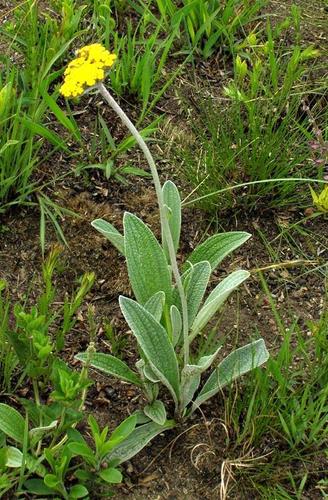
left=97, top=83, right=190, bottom=365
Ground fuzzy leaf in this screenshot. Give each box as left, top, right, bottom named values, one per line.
left=29, top=420, right=58, bottom=444
left=180, top=367, right=201, bottom=410
left=124, top=213, right=172, bottom=305
left=186, top=232, right=251, bottom=271
left=193, top=339, right=269, bottom=411
left=120, top=296, right=180, bottom=401
left=75, top=352, right=142, bottom=386
left=144, top=291, right=165, bottom=321
left=190, top=270, right=250, bottom=339
left=185, top=261, right=211, bottom=325
left=91, top=219, right=125, bottom=255
left=144, top=400, right=167, bottom=425
left=162, top=180, right=181, bottom=257
left=195, top=345, right=222, bottom=371
left=142, top=362, right=160, bottom=383
left=170, top=305, right=182, bottom=346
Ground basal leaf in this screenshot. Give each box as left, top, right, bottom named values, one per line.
left=170, top=305, right=182, bottom=347
left=99, top=467, right=122, bottom=484
left=193, top=339, right=269, bottom=411
left=91, top=219, right=125, bottom=255
left=106, top=420, right=175, bottom=464
left=5, top=446, right=23, bottom=468
left=120, top=296, right=180, bottom=401
left=162, top=180, right=181, bottom=258
left=69, top=484, right=89, bottom=498
left=186, top=232, right=251, bottom=271
left=180, top=366, right=201, bottom=410
left=142, top=362, right=160, bottom=383
left=144, top=291, right=165, bottom=321
left=190, top=270, right=250, bottom=339
left=124, top=213, right=172, bottom=305
left=24, top=479, right=55, bottom=496
left=144, top=400, right=167, bottom=425
left=185, top=261, right=211, bottom=325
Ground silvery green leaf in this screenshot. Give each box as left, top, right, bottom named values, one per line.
left=5, top=447, right=23, bottom=468
left=143, top=362, right=160, bottom=383
left=0, top=404, right=25, bottom=444
left=190, top=270, right=250, bottom=340
left=135, top=359, right=145, bottom=375
left=204, top=270, right=249, bottom=308
left=185, top=261, right=211, bottom=325
left=106, top=420, right=175, bottom=464
left=162, top=181, right=181, bottom=258
left=170, top=305, right=182, bottom=346
left=144, top=381, right=159, bottom=402
left=144, top=291, right=165, bottom=322
left=91, top=219, right=125, bottom=255
left=144, top=400, right=167, bottom=425
left=180, top=344, right=222, bottom=409
left=179, top=344, right=223, bottom=411
left=186, top=232, right=251, bottom=271
left=75, top=352, right=142, bottom=386
left=133, top=410, right=151, bottom=425
left=124, top=213, right=172, bottom=305
left=180, top=365, right=201, bottom=410
left=135, top=360, right=159, bottom=399
left=192, top=339, right=269, bottom=411
left=120, top=297, right=180, bottom=402
left=196, top=345, right=223, bottom=371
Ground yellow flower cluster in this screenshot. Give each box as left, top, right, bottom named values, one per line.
left=60, top=44, right=116, bottom=98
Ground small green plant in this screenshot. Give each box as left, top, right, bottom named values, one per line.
left=0, top=399, right=141, bottom=498
left=0, top=247, right=167, bottom=497
left=103, top=322, right=129, bottom=358
left=4, top=247, right=95, bottom=386
left=0, top=354, right=91, bottom=497
left=67, top=414, right=137, bottom=491
left=310, top=184, right=328, bottom=212
left=0, top=247, right=95, bottom=424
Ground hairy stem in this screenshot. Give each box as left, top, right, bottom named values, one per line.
left=97, top=83, right=189, bottom=366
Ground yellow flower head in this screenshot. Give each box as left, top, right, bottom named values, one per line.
left=60, top=43, right=116, bottom=98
